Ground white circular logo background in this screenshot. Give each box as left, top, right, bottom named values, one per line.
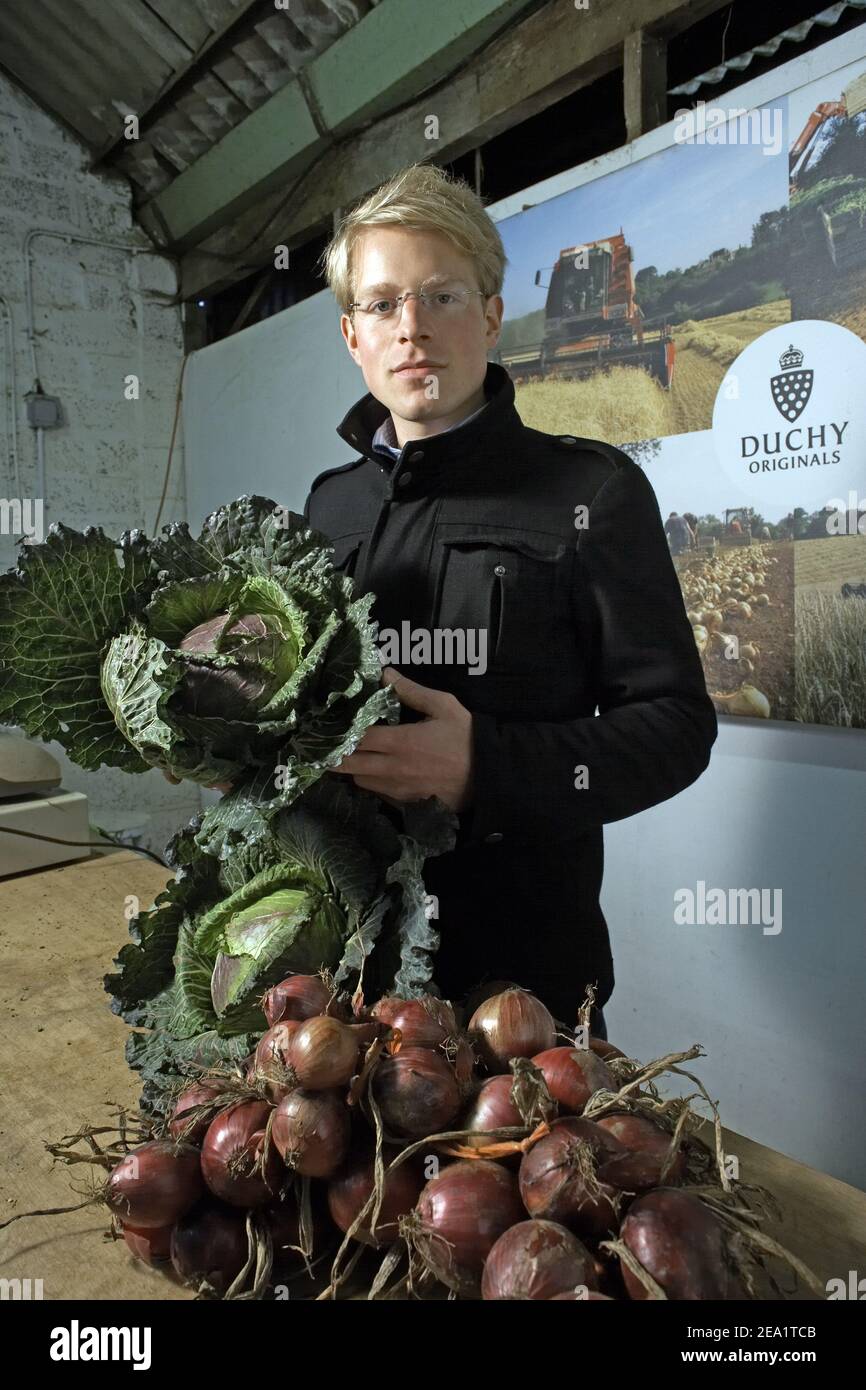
left=712, top=320, right=866, bottom=514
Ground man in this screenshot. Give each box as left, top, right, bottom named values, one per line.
left=664, top=511, right=693, bottom=556
left=304, top=163, right=717, bottom=1033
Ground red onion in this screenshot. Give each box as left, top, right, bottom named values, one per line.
left=519, top=1117, right=627, bottom=1239
left=170, top=1201, right=249, bottom=1295
left=271, top=1088, right=350, bottom=1178
left=531, top=1046, right=615, bottom=1113
left=552, top=1248, right=624, bottom=1298
left=262, top=974, right=337, bottom=1027
left=481, top=1219, right=598, bottom=1300
left=105, top=1140, right=203, bottom=1229
left=469, top=989, right=556, bottom=1072
left=169, top=1082, right=227, bottom=1145
left=371, top=1046, right=462, bottom=1137
left=619, top=1187, right=744, bottom=1299
left=327, top=1142, right=425, bottom=1247
left=412, top=1159, right=524, bottom=1295
left=595, top=1112, right=687, bottom=1190
left=371, top=995, right=457, bottom=1048
left=459, top=1076, right=523, bottom=1149
left=200, top=1100, right=283, bottom=1207
left=287, top=1015, right=359, bottom=1090
left=121, top=1221, right=174, bottom=1266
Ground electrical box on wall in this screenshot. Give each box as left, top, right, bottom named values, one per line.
left=24, top=389, right=63, bottom=429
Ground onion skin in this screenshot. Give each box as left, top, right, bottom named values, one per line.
left=449, top=1036, right=477, bottom=1088
left=371, top=1046, right=462, bottom=1138
left=170, top=1201, right=249, bottom=1296
left=252, top=1020, right=302, bottom=1100
left=458, top=1075, right=523, bottom=1150
left=468, top=989, right=556, bottom=1073
left=271, top=1088, right=350, bottom=1178
left=262, top=975, right=336, bottom=1027
left=106, top=1140, right=204, bottom=1229
left=371, top=995, right=457, bottom=1049
left=481, top=1219, right=597, bottom=1300
left=169, top=1083, right=227, bottom=1145
left=519, top=1117, right=627, bottom=1239
left=200, top=1101, right=283, bottom=1208
left=619, top=1188, right=744, bottom=1300
left=288, top=1015, right=359, bottom=1090
left=327, top=1142, right=425, bottom=1247
left=589, top=1037, right=626, bottom=1061
left=255, top=1019, right=302, bottom=1068
left=595, top=1112, right=688, bottom=1191
left=121, top=1222, right=174, bottom=1266
left=415, top=1159, right=525, bottom=1295
left=531, top=1047, right=615, bottom=1114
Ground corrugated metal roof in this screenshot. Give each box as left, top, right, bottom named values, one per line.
left=669, top=0, right=866, bottom=96
left=0, top=0, right=379, bottom=195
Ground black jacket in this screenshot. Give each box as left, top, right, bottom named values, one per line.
left=304, top=362, right=717, bottom=1022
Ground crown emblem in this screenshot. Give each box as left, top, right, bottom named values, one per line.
left=779, top=344, right=804, bottom=371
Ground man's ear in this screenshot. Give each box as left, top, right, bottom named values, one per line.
left=485, top=294, right=504, bottom=349
left=341, top=312, right=362, bottom=367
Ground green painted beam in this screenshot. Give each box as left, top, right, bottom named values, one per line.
left=142, top=80, right=326, bottom=250
left=139, top=0, right=536, bottom=250
left=307, top=0, right=535, bottom=137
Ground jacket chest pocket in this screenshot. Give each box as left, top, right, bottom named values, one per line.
left=329, top=534, right=363, bottom=579
left=432, top=528, right=568, bottom=671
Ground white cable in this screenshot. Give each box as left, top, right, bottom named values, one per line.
left=0, top=294, right=21, bottom=497
left=20, top=227, right=179, bottom=515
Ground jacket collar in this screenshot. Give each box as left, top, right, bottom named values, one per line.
left=335, top=362, right=522, bottom=490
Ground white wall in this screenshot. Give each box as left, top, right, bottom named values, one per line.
left=603, top=721, right=866, bottom=1192
left=184, top=290, right=354, bottom=525
left=0, top=72, right=201, bottom=858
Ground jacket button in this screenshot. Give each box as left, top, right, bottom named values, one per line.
left=398, top=472, right=412, bottom=487
left=493, top=563, right=506, bottom=576
left=408, top=450, right=424, bottom=462
left=484, top=832, right=504, bottom=844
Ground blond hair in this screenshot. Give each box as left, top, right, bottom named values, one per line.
left=321, top=163, right=507, bottom=313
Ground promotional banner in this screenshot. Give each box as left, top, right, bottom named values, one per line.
left=494, top=40, right=866, bottom=727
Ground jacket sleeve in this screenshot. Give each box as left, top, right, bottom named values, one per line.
left=458, top=457, right=718, bottom=848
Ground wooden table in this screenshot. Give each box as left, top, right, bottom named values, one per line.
left=1, top=851, right=864, bottom=1301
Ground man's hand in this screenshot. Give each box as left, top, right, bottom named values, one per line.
left=328, top=666, right=474, bottom=812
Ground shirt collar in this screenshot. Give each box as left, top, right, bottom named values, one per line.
left=371, top=393, right=490, bottom=460
left=335, top=361, right=521, bottom=492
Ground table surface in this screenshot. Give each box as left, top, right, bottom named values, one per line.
left=1, top=850, right=864, bottom=1301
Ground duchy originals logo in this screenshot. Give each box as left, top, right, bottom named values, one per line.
left=713, top=320, right=866, bottom=506
left=770, top=344, right=813, bottom=422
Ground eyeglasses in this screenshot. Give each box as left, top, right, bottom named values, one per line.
left=349, top=283, right=487, bottom=323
